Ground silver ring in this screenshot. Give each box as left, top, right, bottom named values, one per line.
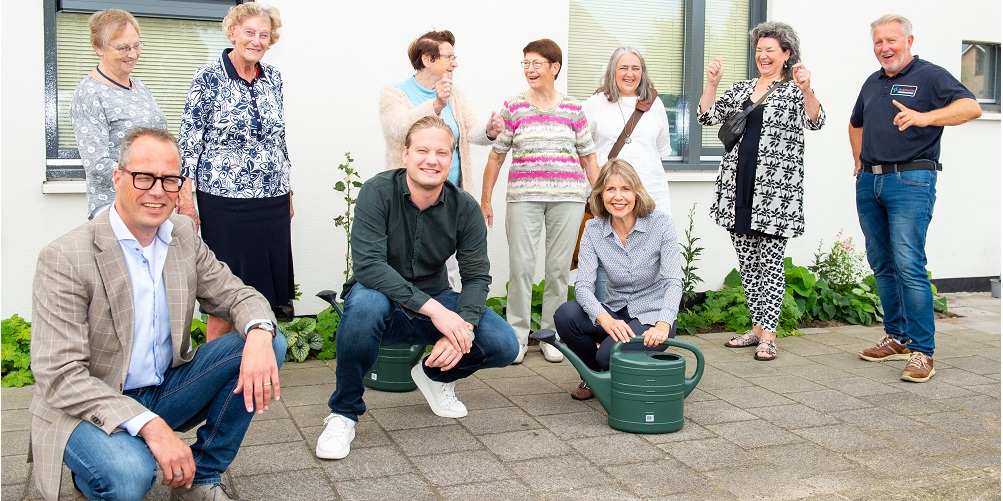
left=262, top=382, right=272, bottom=386
left=173, top=472, right=183, bottom=478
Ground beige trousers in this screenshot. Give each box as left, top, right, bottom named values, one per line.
left=505, top=200, right=585, bottom=344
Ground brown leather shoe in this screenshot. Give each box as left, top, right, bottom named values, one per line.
left=571, top=380, right=594, bottom=400
left=901, top=352, right=936, bottom=382
left=859, top=335, right=911, bottom=361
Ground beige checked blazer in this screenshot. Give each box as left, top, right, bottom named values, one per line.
left=28, top=211, right=274, bottom=501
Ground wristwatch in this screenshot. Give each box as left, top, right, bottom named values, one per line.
left=248, top=322, right=276, bottom=337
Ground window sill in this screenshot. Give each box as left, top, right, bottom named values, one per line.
left=42, top=179, right=86, bottom=194
left=665, top=171, right=718, bottom=182
left=977, top=111, right=1001, bottom=121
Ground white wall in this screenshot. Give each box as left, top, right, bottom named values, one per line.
left=2, top=0, right=999, bottom=319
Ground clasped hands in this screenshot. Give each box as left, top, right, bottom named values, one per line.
left=596, top=312, right=670, bottom=347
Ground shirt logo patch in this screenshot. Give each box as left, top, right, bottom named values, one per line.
left=890, top=85, right=917, bottom=97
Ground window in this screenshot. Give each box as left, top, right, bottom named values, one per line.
left=568, top=0, right=766, bottom=170
left=961, top=41, right=1001, bottom=113
left=44, top=0, right=238, bottom=180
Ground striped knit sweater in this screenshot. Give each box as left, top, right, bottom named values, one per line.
left=492, top=93, right=596, bottom=203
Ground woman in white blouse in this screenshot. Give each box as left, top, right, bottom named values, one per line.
left=582, top=47, right=672, bottom=215
left=554, top=159, right=682, bottom=400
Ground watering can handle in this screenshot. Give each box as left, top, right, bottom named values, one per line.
left=610, top=338, right=705, bottom=397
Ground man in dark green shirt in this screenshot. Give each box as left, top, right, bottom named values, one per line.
left=316, top=116, right=519, bottom=461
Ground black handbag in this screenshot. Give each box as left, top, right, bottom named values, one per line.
left=718, top=79, right=785, bottom=152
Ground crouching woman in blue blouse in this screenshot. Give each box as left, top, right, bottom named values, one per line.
left=554, top=159, right=683, bottom=400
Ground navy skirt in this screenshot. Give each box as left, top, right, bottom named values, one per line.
left=197, top=190, right=294, bottom=311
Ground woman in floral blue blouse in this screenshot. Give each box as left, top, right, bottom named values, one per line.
left=178, top=3, right=293, bottom=341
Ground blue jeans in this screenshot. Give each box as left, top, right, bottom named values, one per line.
left=64, top=331, right=286, bottom=499
left=554, top=301, right=677, bottom=373
left=856, top=169, right=937, bottom=355
left=328, top=283, right=519, bottom=420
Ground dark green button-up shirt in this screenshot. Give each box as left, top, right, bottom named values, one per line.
left=342, top=169, right=491, bottom=326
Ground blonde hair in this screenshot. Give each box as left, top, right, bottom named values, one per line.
left=404, top=116, right=456, bottom=151
left=588, top=159, right=656, bottom=219
left=88, top=9, right=139, bottom=49
left=222, top=3, right=282, bottom=45
left=871, top=14, right=913, bottom=37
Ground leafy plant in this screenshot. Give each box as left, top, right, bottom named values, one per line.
left=485, top=280, right=575, bottom=331
left=929, top=272, right=949, bottom=313
left=2, top=314, right=34, bottom=387
left=314, top=307, right=340, bottom=360
left=189, top=314, right=207, bottom=348
left=678, top=203, right=705, bottom=305
left=809, top=231, right=868, bottom=292
left=333, top=152, right=363, bottom=281
left=281, top=317, right=323, bottom=363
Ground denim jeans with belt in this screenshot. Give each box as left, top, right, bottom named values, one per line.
left=64, top=331, right=287, bottom=500
left=327, top=283, right=519, bottom=420
left=855, top=168, right=938, bottom=356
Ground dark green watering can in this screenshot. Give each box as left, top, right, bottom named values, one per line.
left=317, top=290, right=424, bottom=392
left=531, top=329, right=704, bottom=433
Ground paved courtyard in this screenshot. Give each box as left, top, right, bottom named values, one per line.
left=2, top=292, right=999, bottom=500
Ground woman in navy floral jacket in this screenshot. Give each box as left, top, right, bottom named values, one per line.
left=178, top=3, right=293, bottom=341
left=698, top=21, right=824, bottom=362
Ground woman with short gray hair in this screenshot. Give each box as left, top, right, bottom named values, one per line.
left=697, top=21, right=824, bottom=361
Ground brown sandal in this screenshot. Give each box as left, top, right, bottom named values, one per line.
left=571, top=380, right=594, bottom=400
left=725, top=330, right=760, bottom=348
left=754, top=339, right=778, bottom=361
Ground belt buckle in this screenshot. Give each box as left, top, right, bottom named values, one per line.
left=870, top=165, right=884, bottom=174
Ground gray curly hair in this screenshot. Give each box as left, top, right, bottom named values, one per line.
left=750, top=21, right=801, bottom=80
left=595, top=47, right=657, bottom=103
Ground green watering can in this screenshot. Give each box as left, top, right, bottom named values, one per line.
left=531, top=329, right=704, bottom=434
left=317, top=290, right=424, bottom=392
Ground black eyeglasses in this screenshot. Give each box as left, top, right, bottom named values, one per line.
left=121, top=167, right=184, bottom=193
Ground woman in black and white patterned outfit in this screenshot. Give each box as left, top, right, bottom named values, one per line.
left=698, top=21, right=824, bottom=361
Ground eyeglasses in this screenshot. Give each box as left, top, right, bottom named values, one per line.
left=437, top=53, right=457, bottom=61
left=110, top=41, right=144, bottom=54
left=520, top=60, right=550, bottom=69
left=121, top=167, right=184, bottom=193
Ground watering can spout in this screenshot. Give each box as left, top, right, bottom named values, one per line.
left=530, top=329, right=612, bottom=409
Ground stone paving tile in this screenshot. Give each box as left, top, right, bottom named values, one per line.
left=231, top=469, right=336, bottom=501
left=691, top=367, right=751, bottom=390
left=482, top=375, right=563, bottom=396
left=228, top=441, right=317, bottom=478
left=369, top=404, right=462, bottom=431
left=752, top=441, right=857, bottom=477
left=287, top=402, right=335, bottom=428
left=843, top=447, right=957, bottom=477
left=815, top=375, right=901, bottom=397
left=543, top=484, right=641, bottom=500
left=704, top=421, right=802, bottom=448
left=460, top=406, right=543, bottom=436
left=859, top=391, right=959, bottom=416
left=830, top=407, right=925, bottom=432
left=388, top=423, right=483, bottom=457
left=802, top=467, right=892, bottom=497
left=705, top=386, right=795, bottom=409
left=782, top=389, right=872, bottom=413
left=276, top=365, right=335, bottom=387
left=950, top=394, right=1002, bottom=419
left=684, top=399, right=758, bottom=425
left=411, top=450, right=511, bottom=486
left=334, top=473, right=438, bottom=501
left=703, top=465, right=822, bottom=499
left=938, top=355, right=1002, bottom=376
left=792, top=424, right=893, bottom=453
left=714, top=359, right=786, bottom=379
left=930, top=367, right=1001, bottom=387
left=772, top=363, right=857, bottom=381
left=438, top=478, right=535, bottom=500
left=1, top=483, right=25, bottom=501
left=1, top=409, right=29, bottom=432
left=752, top=374, right=829, bottom=394
left=318, top=445, right=415, bottom=481
left=535, top=410, right=618, bottom=440
left=685, top=387, right=718, bottom=402
left=301, top=419, right=392, bottom=452
left=897, top=378, right=980, bottom=400
left=965, top=383, right=1002, bottom=398
left=937, top=451, right=1003, bottom=471
left=911, top=410, right=1001, bottom=436
left=478, top=364, right=536, bottom=379
left=242, top=417, right=302, bottom=447
left=358, top=387, right=428, bottom=410
left=454, top=387, right=517, bottom=411
left=480, top=428, right=572, bottom=461
left=746, top=402, right=840, bottom=429
left=882, top=427, right=989, bottom=456
left=529, top=364, right=584, bottom=388
left=279, top=382, right=342, bottom=408
left=780, top=338, right=846, bottom=357
left=1, top=455, right=30, bottom=486
left=660, top=437, right=759, bottom=472
left=640, top=419, right=717, bottom=444
left=509, top=391, right=593, bottom=416
left=1, top=428, right=29, bottom=457
left=604, top=458, right=715, bottom=497
left=507, top=455, right=609, bottom=492
left=1, top=387, right=32, bottom=410
left=568, top=433, right=666, bottom=464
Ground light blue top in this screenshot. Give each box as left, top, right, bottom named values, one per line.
left=109, top=204, right=173, bottom=435
left=395, top=76, right=461, bottom=185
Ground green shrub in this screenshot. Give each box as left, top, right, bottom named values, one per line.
left=485, top=280, right=575, bottom=331
left=2, top=314, right=34, bottom=387
left=281, top=317, right=322, bottom=363
left=314, top=307, right=340, bottom=360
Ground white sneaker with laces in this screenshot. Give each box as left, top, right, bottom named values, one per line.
left=315, top=413, right=356, bottom=459
left=540, top=342, right=564, bottom=362
left=411, top=363, right=468, bottom=418
left=512, top=344, right=528, bottom=364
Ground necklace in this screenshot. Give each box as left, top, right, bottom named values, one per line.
left=95, top=65, right=132, bottom=90
left=616, top=98, right=633, bottom=144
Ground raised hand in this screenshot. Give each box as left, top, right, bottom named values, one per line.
left=791, top=62, right=811, bottom=92
left=706, top=57, right=723, bottom=85
left=485, top=111, right=503, bottom=140
left=435, top=72, right=453, bottom=112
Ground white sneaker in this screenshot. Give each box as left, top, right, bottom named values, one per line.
left=411, top=363, right=468, bottom=418
left=315, top=413, right=355, bottom=459
left=540, top=342, right=564, bottom=362
left=512, top=344, right=528, bottom=365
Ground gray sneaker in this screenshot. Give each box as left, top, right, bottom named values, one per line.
left=171, top=483, right=234, bottom=501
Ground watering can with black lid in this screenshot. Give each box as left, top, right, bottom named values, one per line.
left=531, top=329, right=704, bottom=433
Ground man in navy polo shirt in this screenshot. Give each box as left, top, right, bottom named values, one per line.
left=849, top=14, right=981, bottom=383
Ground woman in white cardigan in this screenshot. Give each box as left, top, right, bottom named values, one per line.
left=379, top=29, right=503, bottom=193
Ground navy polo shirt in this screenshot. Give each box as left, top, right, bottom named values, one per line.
left=850, top=57, right=975, bottom=166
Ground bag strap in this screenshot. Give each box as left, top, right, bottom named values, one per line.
left=609, top=90, right=658, bottom=159
left=747, top=78, right=786, bottom=111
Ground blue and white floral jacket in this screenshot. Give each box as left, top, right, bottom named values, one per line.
left=178, top=49, right=291, bottom=199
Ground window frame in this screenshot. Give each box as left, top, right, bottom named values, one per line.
left=961, top=40, right=1001, bottom=113
left=43, top=0, right=241, bottom=180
